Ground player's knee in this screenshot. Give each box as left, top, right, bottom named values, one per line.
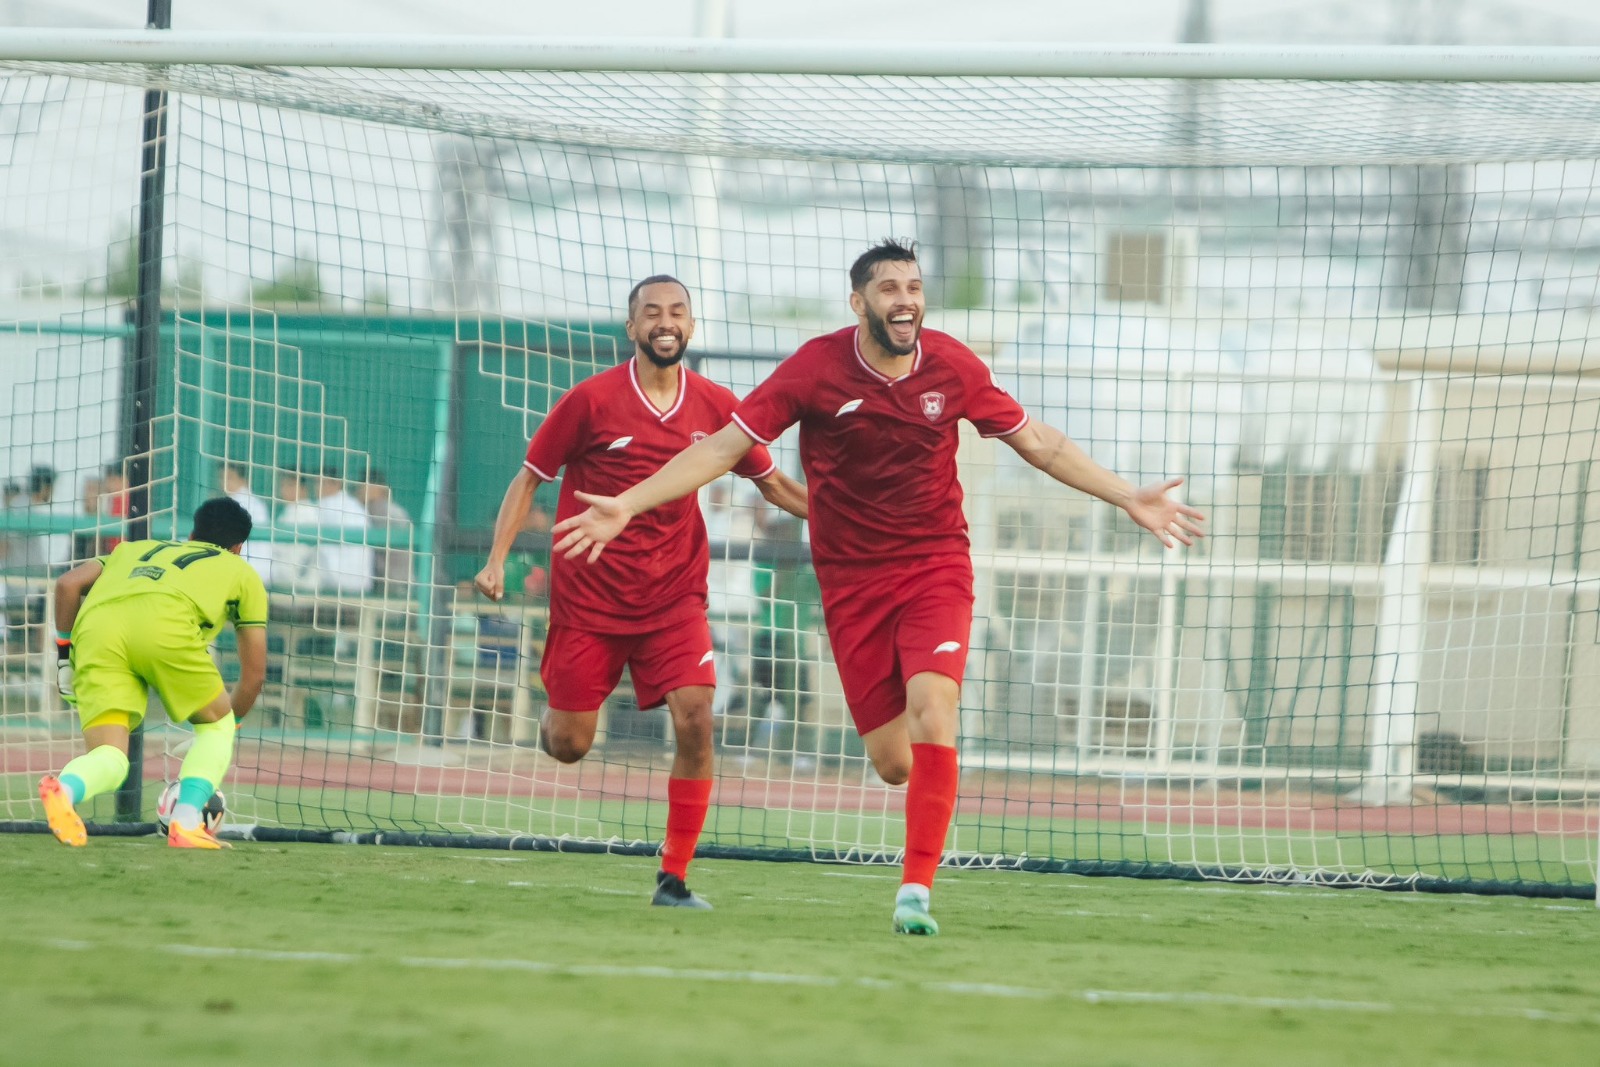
left=540, top=720, right=592, bottom=763
left=872, top=754, right=911, bottom=786
left=543, top=736, right=591, bottom=764
left=903, top=691, right=959, bottom=744
left=672, top=699, right=714, bottom=742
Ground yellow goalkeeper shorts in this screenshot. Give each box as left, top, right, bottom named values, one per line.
left=70, top=596, right=227, bottom=730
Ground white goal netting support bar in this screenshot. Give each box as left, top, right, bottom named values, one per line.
left=0, top=32, right=1597, bottom=897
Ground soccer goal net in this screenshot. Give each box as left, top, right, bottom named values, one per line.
left=1, top=34, right=1597, bottom=896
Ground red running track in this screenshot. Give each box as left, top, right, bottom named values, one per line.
left=6, top=740, right=1597, bottom=837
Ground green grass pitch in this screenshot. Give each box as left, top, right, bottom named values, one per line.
left=2, top=835, right=1597, bottom=1066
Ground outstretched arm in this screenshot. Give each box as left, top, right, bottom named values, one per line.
left=1001, top=420, right=1205, bottom=548
left=553, top=422, right=757, bottom=562
left=754, top=468, right=808, bottom=521
left=474, top=467, right=540, bottom=601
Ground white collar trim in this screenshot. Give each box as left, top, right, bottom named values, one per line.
left=628, top=358, right=686, bottom=421
left=852, top=326, right=922, bottom=384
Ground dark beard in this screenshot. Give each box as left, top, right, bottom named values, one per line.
left=639, top=331, right=688, bottom=368
left=865, top=305, right=918, bottom=357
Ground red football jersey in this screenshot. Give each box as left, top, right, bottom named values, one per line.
left=731, top=326, right=1028, bottom=578
left=526, top=359, right=776, bottom=633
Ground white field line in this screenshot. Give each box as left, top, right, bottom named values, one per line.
left=818, top=871, right=896, bottom=880
left=35, top=938, right=1599, bottom=1023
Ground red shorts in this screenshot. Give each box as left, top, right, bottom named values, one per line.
left=540, top=618, right=717, bottom=712
left=818, top=561, right=974, bottom=736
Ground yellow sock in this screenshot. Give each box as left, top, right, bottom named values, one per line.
left=178, top=712, right=237, bottom=792
left=59, top=745, right=130, bottom=805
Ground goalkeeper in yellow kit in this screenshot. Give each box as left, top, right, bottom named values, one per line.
left=38, top=497, right=268, bottom=850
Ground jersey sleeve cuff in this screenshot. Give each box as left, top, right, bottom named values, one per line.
left=745, top=457, right=779, bottom=481
left=729, top=412, right=776, bottom=447
left=523, top=460, right=557, bottom=482
left=980, top=413, right=1031, bottom=439
left=234, top=620, right=268, bottom=628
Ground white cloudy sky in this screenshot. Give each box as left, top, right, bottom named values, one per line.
left=7, top=0, right=1600, bottom=44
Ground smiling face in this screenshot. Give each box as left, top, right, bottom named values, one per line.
left=850, top=258, right=925, bottom=358
left=626, top=279, right=695, bottom=369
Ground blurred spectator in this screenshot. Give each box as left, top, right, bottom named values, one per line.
left=360, top=469, right=413, bottom=596
left=0, top=480, right=19, bottom=641
left=79, top=473, right=101, bottom=517
left=92, top=462, right=127, bottom=555
left=501, top=500, right=550, bottom=600
left=21, top=465, right=69, bottom=577
left=1, top=465, right=69, bottom=632
left=701, top=479, right=760, bottom=619
left=272, top=470, right=319, bottom=591
left=0, top=482, right=22, bottom=568
left=222, top=463, right=269, bottom=524
left=222, top=462, right=273, bottom=582
left=314, top=465, right=373, bottom=594
left=747, top=495, right=816, bottom=759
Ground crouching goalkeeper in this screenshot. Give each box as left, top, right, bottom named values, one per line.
left=39, top=497, right=268, bottom=850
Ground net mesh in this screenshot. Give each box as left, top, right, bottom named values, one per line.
left=0, top=55, right=1597, bottom=893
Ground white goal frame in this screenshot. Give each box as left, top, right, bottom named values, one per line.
left=3, top=30, right=1597, bottom=896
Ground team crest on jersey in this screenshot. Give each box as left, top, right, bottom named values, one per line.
left=919, top=391, right=946, bottom=421
left=691, top=431, right=708, bottom=443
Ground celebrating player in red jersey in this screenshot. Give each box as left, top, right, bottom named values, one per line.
left=552, top=241, right=1204, bottom=934
left=475, top=275, right=808, bottom=909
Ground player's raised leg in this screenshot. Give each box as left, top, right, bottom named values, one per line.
left=654, top=683, right=715, bottom=909
left=865, top=671, right=961, bottom=936
left=39, top=711, right=134, bottom=847
left=535, top=624, right=625, bottom=763
left=537, top=708, right=599, bottom=763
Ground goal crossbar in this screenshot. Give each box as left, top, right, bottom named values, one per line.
left=4, top=31, right=1600, bottom=82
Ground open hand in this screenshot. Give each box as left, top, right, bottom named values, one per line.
left=551, top=491, right=633, bottom=563
left=1124, top=477, right=1206, bottom=548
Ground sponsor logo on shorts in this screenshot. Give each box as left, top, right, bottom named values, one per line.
left=607, top=436, right=634, bottom=450
left=835, top=399, right=864, bottom=416
left=698, top=651, right=715, bottom=667
left=919, top=391, right=946, bottom=421
left=933, top=640, right=962, bottom=654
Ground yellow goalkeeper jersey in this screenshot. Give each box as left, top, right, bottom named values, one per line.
left=78, top=538, right=269, bottom=637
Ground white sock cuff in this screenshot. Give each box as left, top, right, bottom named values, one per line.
left=896, top=883, right=930, bottom=906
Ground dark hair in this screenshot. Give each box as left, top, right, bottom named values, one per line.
left=28, top=464, right=55, bottom=497
left=366, top=468, right=387, bottom=486
left=320, top=464, right=343, bottom=481
left=626, top=274, right=691, bottom=320
left=849, top=238, right=919, bottom=292
left=191, top=496, right=253, bottom=547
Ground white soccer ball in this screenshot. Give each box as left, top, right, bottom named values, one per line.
left=155, top=780, right=226, bottom=835
left=155, top=779, right=179, bottom=831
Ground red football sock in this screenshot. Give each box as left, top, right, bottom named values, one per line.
left=903, top=743, right=959, bottom=888
left=661, top=776, right=713, bottom=879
